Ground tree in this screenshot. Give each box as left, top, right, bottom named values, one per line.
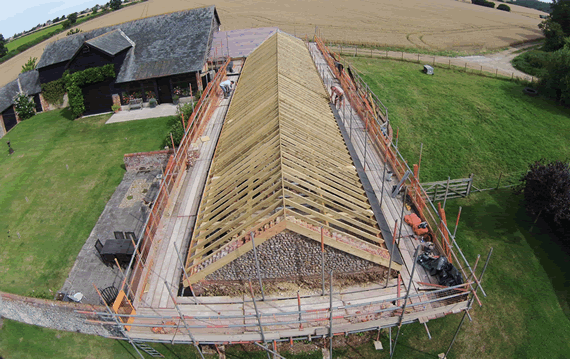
left=68, top=12, right=78, bottom=24
left=541, top=39, right=570, bottom=104
left=53, top=17, right=60, bottom=22
left=550, top=0, right=570, bottom=36
left=518, top=160, right=570, bottom=225
left=110, top=0, right=122, bottom=11
left=539, top=18, right=567, bottom=51
left=0, top=33, right=7, bottom=57
left=21, top=57, right=37, bottom=73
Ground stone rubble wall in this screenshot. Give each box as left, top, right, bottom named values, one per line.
left=38, top=93, right=69, bottom=112
left=123, top=149, right=173, bottom=172
left=205, top=231, right=379, bottom=281
left=0, top=291, right=112, bottom=337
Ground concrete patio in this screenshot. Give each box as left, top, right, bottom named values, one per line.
left=105, top=103, right=178, bottom=124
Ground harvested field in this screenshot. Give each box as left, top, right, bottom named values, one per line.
left=0, top=0, right=545, bottom=87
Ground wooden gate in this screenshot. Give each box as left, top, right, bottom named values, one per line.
left=421, top=174, right=474, bottom=202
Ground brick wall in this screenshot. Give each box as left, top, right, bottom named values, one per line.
left=14, top=105, right=21, bottom=123
left=38, top=93, right=49, bottom=112
left=0, top=113, right=5, bottom=138
left=205, top=231, right=379, bottom=281
left=112, top=94, right=121, bottom=110
left=123, top=149, right=174, bottom=172
left=39, top=93, right=69, bottom=111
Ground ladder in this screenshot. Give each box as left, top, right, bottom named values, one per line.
left=132, top=339, right=165, bottom=358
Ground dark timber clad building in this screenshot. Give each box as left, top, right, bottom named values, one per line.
left=0, top=70, right=42, bottom=137
left=34, top=6, right=220, bottom=115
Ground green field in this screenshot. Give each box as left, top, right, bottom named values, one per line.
left=7, top=24, right=64, bottom=52
left=6, top=12, right=102, bottom=53
left=0, top=109, right=171, bottom=297
left=350, top=57, right=570, bottom=188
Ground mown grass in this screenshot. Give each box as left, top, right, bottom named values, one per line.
left=0, top=109, right=171, bottom=297
left=0, top=318, right=204, bottom=359
left=349, top=56, right=570, bottom=188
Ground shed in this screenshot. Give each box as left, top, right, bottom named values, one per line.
left=423, top=65, right=434, bottom=75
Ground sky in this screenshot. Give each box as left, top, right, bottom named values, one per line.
left=1, top=0, right=104, bottom=38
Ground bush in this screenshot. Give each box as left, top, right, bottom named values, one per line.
left=472, top=0, right=495, bottom=8
left=20, top=56, right=37, bottom=73
left=162, top=116, right=185, bottom=148
left=517, top=160, right=570, bottom=225
left=66, top=28, right=82, bottom=36
left=177, top=102, right=195, bottom=121
left=497, top=4, right=510, bottom=11
left=511, top=50, right=552, bottom=78
left=12, top=92, right=36, bottom=120
left=41, top=78, right=66, bottom=105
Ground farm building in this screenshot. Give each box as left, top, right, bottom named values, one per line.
left=35, top=6, right=220, bottom=115
left=82, top=33, right=480, bottom=356
left=0, top=70, right=42, bottom=137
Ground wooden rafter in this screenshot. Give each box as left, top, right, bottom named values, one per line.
left=184, top=32, right=391, bottom=281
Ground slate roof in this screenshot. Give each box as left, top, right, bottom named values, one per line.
left=0, top=70, right=41, bottom=113
left=36, top=6, right=219, bottom=83
left=85, top=30, right=133, bottom=56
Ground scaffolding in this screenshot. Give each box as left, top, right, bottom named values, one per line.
left=79, top=31, right=491, bottom=359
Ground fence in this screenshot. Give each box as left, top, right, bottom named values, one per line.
left=117, top=57, right=231, bottom=309
left=421, top=175, right=474, bottom=202
left=314, top=35, right=482, bottom=303
left=327, top=44, right=536, bottom=83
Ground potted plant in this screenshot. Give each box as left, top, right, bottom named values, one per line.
left=149, top=98, right=157, bottom=108
left=111, top=104, right=121, bottom=113
left=172, top=95, right=180, bottom=105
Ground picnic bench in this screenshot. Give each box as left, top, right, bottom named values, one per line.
left=129, top=98, right=143, bottom=110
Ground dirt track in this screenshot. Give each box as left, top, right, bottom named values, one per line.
left=0, top=0, right=545, bottom=87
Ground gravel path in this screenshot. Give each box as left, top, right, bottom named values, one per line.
left=331, top=41, right=540, bottom=81
left=456, top=42, right=539, bottom=79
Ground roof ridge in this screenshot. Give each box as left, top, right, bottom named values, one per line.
left=118, top=29, right=136, bottom=47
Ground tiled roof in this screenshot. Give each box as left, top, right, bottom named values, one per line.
left=0, top=70, right=41, bottom=113
left=85, top=30, right=133, bottom=56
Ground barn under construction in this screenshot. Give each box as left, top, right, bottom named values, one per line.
left=88, top=30, right=488, bottom=358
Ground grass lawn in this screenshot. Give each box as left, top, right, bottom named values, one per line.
left=349, top=57, right=570, bottom=188
left=0, top=109, right=171, bottom=297
left=0, top=318, right=203, bottom=359
left=6, top=24, right=64, bottom=52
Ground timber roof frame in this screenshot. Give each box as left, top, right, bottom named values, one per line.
left=184, top=32, right=395, bottom=284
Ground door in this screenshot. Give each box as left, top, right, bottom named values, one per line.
left=157, top=77, right=172, bottom=104
left=2, top=107, right=17, bottom=132
left=33, top=94, right=43, bottom=113
left=82, top=80, right=113, bottom=115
